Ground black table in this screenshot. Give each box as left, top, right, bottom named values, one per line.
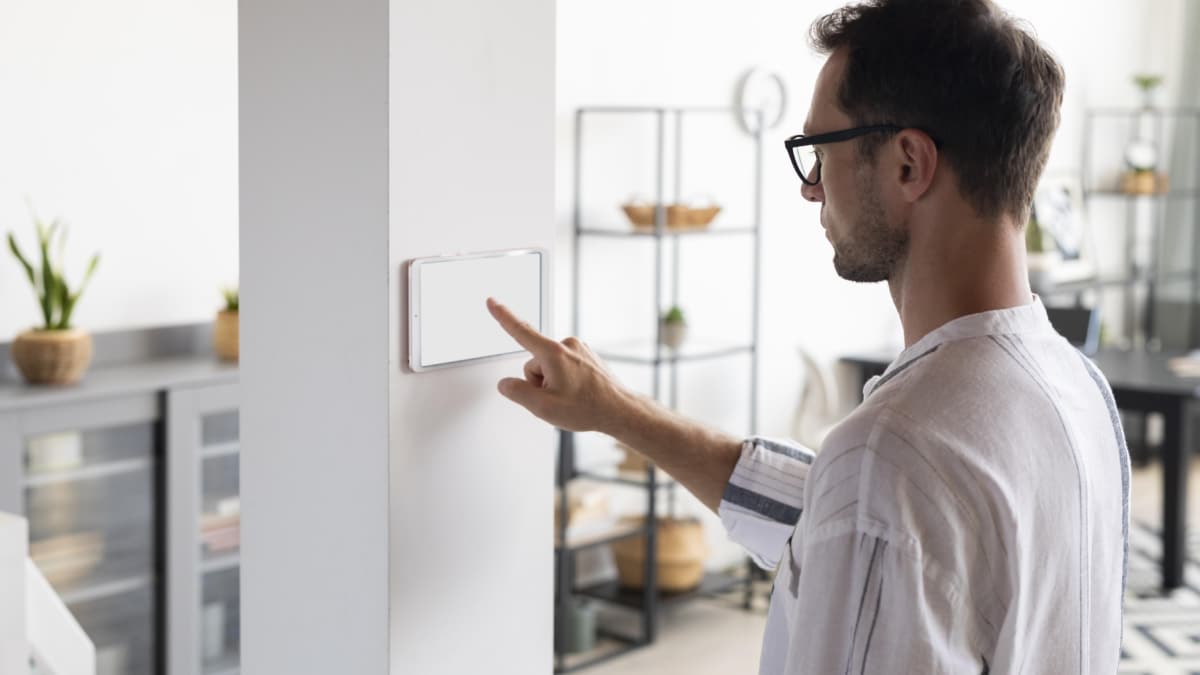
left=841, top=348, right=1198, bottom=592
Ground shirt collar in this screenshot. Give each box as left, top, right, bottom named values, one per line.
left=862, top=294, right=1055, bottom=399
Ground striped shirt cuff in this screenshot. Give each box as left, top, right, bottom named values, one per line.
left=718, top=435, right=814, bottom=570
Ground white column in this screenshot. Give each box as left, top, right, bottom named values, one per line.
left=241, top=0, right=555, bottom=672
left=240, top=0, right=390, bottom=672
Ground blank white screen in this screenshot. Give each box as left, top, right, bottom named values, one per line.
left=417, top=252, right=542, bottom=368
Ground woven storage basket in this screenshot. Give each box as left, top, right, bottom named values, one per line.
left=686, top=205, right=721, bottom=226
left=611, top=515, right=708, bottom=592
left=622, top=203, right=719, bottom=232
left=214, top=310, right=239, bottom=362
left=1122, top=171, right=1169, bottom=195
left=11, top=328, right=93, bottom=385
left=621, top=203, right=689, bottom=227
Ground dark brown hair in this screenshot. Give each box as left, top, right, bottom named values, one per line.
left=810, top=0, right=1065, bottom=223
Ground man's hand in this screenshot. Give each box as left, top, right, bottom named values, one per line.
left=487, top=297, right=632, bottom=434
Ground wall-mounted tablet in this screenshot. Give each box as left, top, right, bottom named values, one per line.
left=408, top=247, right=547, bottom=372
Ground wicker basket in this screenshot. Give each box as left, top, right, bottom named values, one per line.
left=611, top=515, right=708, bottom=592
left=11, top=328, right=93, bottom=385
left=687, top=205, right=721, bottom=226
left=214, top=310, right=239, bottom=362
left=622, top=203, right=721, bottom=232
left=1122, top=171, right=1169, bottom=195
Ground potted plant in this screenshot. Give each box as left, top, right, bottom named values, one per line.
left=1133, top=73, right=1163, bottom=109
left=659, top=305, right=687, bottom=350
left=214, top=285, right=238, bottom=362
left=6, top=215, right=100, bottom=385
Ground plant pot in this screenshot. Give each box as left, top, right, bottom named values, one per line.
left=214, top=310, right=239, bottom=362
left=659, top=321, right=687, bottom=350
left=611, top=516, right=708, bottom=592
left=11, top=328, right=93, bottom=385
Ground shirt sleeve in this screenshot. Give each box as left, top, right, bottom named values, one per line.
left=717, top=435, right=815, bottom=570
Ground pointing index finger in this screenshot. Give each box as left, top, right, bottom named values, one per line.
left=487, top=297, right=554, bottom=357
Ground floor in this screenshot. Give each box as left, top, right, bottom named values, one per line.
left=582, top=459, right=1200, bottom=675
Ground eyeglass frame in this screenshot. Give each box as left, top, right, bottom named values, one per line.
left=784, top=124, right=942, bottom=186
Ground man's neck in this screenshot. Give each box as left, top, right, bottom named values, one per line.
left=887, top=211, right=1034, bottom=349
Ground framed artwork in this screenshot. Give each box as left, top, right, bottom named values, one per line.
left=1032, top=172, right=1094, bottom=283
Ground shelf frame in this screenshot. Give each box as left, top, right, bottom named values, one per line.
left=556, top=105, right=764, bottom=671
left=1078, top=106, right=1200, bottom=348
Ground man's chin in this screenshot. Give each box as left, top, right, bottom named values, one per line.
left=833, top=254, right=890, bottom=283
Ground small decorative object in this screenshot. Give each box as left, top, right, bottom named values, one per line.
left=659, top=306, right=687, bottom=350
left=622, top=194, right=722, bottom=232
left=202, top=602, right=226, bottom=661
left=95, top=644, right=128, bottom=675
left=1031, top=173, right=1093, bottom=283
left=611, top=515, right=708, bottom=592
left=1121, top=165, right=1169, bottom=195
left=1025, top=214, right=1059, bottom=296
left=735, top=67, right=789, bottom=136
left=26, top=431, right=84, bottom=473
left=1132, top=73, right=1164, bottom=109
left=1122, top=135, right=1166, bottom=194
left=214, top=285, right=239, bottom=362
left=567, top=598, right=597, bottom=653
left=6, top=213, right=100, bottom=385
left=28, top=531, right=104, bottom=588
left=1122, top=74, right=1169, bottom=195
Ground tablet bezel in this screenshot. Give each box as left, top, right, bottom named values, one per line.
left=408, top=247, right=548, bottom=372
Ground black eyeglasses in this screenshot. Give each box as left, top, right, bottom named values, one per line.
left=784, top=124, right=940, bottom=186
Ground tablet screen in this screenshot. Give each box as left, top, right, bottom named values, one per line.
left=410, top=249, right=544, bottom=371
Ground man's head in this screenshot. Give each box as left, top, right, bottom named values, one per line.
left=798, top=0, right=1065, bottom=283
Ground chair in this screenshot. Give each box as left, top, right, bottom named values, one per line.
left=1045, top=305, right=1101, bottom=355
left=791, top=347, right=843, bottom=450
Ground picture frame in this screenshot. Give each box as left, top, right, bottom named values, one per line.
left=1031, top=172, right=1094, bottom=283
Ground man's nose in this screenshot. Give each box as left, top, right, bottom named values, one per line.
left=800, top=180, right=824, bottom=203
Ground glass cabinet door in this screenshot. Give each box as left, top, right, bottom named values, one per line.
left=19, top=396, right=163, bottom=675
left=168, top=382, right=240, bottom=675
left=198, top=409, right=240, bottom=675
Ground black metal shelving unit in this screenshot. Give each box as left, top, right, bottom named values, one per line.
left=553, top=106, right=764, bottom=672
left=1047, top=107, right=1200, bottom=349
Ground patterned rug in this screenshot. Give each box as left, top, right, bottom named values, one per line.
left=1121, top=520, right=1200, bottom=674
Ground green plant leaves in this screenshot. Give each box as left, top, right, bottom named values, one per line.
left=6, top=212, right=99, bottom=331
left=221, top=285, right=239, bottom=312
left=7, top=232, right=36, bottom=287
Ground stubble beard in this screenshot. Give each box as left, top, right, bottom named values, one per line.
left=831, top=165, right=909, bottom=283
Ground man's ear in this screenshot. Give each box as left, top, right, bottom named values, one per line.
left=893, top=129, right=938, bottom=204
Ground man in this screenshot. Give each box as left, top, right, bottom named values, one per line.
left=488, top=0, right=1129, bottom=672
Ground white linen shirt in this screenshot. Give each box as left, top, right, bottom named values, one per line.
left=719, top=297, right=1130, bottom=674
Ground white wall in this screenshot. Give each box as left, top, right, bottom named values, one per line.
left=0, top=0, right=238, bottom=339
left=555, top=0, right=1194, bottom=569
left=387, top=1, right=555, bottom=674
